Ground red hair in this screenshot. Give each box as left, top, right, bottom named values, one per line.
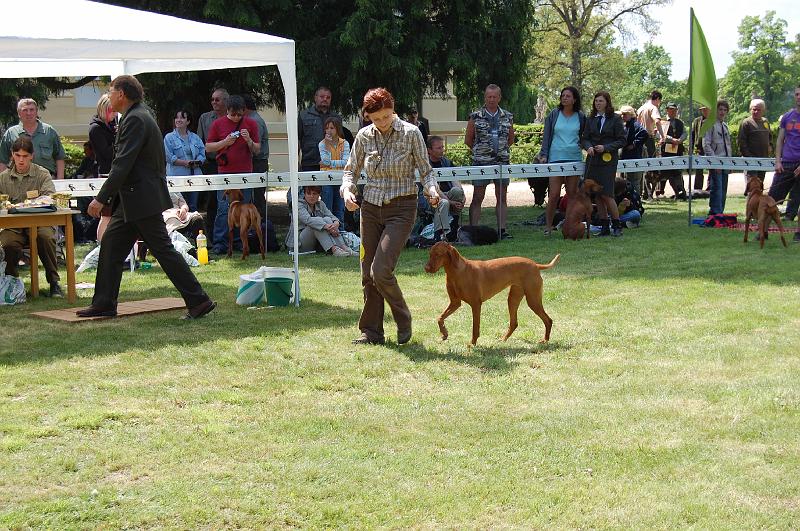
left=362, top=88, right=394, bottom=114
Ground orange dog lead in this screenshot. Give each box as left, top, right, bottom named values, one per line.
left=425, top=241, right=559, bottom=346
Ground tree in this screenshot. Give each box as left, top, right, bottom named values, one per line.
left=613, top=44, right=672, bottom=106
left=720, top=11, right=796, bottom=120
left=97, top=0, right=536, bottom=130
left=0, top=77, right=97, bottom=128
left=531, top=0, right=671, bottom=95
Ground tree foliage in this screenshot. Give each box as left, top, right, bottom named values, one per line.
left=95, top=0, right=535, bottom=130
left=0, top=77, right=96, bottom=128
left=720, top=11, right=798, bottom=120
left=531, top=0, right=671, bottom=97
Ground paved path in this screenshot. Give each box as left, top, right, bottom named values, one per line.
left=268, top=171, right=770, bottom=211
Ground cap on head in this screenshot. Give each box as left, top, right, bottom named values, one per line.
left=666, top=102, right=678, bottom=109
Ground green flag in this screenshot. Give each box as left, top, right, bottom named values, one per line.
left=689, top=8, right=716, bottom=137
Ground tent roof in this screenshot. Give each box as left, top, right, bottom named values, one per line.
left=0, top=0, right=295, bottom=77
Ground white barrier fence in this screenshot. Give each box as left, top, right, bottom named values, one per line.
left=54, top=156, right=778, bottom=197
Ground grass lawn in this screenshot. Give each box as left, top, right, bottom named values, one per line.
left=1, top=196, right=799, bottom=528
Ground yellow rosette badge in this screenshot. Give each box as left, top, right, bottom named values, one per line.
left=602, top=152, right=612, bottom=162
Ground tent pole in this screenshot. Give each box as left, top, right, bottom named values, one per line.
left=687, top=8, right=694, bottom=227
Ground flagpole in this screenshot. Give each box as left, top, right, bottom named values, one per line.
left=687, top=7, right=694, bottom=226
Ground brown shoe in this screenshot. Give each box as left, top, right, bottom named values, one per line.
left=76, top=305, right=117, bottom=318
left=182, top=299, right=216, bottom=320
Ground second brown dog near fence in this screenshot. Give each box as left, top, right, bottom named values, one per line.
left=743, top=179, right=787, bottom=248
left=224, top=189, right=265, bottom=260
left=562, top=178, right=603, bottom=240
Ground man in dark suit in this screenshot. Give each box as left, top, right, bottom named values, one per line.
left=78, top=75, right=215, bottom=319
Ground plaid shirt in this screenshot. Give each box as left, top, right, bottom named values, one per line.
left=341, top=116, right=436, bottom=205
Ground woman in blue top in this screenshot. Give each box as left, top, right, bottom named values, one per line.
left=164, top=109, right=206, bottom=211
left=537, top=86, right=586, bottom=236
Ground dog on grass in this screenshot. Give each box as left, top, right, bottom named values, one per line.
left=224, top=189, right=265, bottom=259
left=743, top=179, right=787, bottom=248
left=562, top=178, right=603, bottom=240
left=424, top=241, right=559, bottom=346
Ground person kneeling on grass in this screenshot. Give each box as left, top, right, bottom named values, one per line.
left=285, top=185, right=356, bottom=256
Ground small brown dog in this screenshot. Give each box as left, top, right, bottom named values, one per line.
left=562, top=178, right=603, bottom=240
left=224, top=189, right=265, bottom=259
left=743, top=179, right=787, bottom=248
left=425, top=241, right=559, bottom=346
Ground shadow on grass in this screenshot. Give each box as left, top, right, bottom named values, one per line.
left=389, top=335, right=564, bottom=373
left=0, top=291, right=360, bottom=366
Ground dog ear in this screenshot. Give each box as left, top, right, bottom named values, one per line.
left=447, top=244, right=466, bottom=271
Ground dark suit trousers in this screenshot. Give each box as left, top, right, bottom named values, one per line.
left=92, top=212, right=209, bottom=309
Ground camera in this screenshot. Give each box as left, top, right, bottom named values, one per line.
left=230, top=131, right=241, bottom=139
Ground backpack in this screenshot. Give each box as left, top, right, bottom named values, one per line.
left=247, top=219, right=280, bottom=252
left=702, top=213, right=737, bottom=228
left=456, top=225, right=499, bottom=246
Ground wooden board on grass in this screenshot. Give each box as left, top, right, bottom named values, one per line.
left=32, top=297, right=186, bottom=322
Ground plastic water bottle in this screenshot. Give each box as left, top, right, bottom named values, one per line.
left=196, top=230, right=208, bottom=265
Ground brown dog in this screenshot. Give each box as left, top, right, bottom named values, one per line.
left=743, top=179, right=787, bottom=248
left=424, top=241, right=559, bottom=346
left=562, top=178, right=603, bottom=240
left=224, top=189, right=265, bottom=259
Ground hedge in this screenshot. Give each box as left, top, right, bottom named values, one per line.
left=444, top=123, right=544, bottom=167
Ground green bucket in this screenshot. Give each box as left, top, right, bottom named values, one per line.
left=265, top=277, right=293, bottom=307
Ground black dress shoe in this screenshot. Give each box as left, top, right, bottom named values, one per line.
left=48, top=282, right=64, bottom=298
left=76, top=305, right=117, bottom=318
left=352, top=333, right=385, bottom=345
left=397, top=328, right=412, bottom=345
left=182, top=299, right=216, bottom=320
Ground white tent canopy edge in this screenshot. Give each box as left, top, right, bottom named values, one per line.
left=0, top=0, right=302, bottom=305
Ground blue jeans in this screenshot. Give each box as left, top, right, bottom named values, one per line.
left=320, top=185, right=345, bottom=225
left=212, top=188, right=253, bottom=253
left=620, top=209, right=641, bottom=225
left=708, top=169, right=729, bottom=215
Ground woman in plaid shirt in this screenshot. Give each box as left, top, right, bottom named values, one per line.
left=341, top=87, right=440, bottom=346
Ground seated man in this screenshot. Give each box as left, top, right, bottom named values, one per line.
left=0, top=137, right=62, bottom=297
left=614, top=176, right=645, bottom=228
left=418, top=136, right=465, bottom=241
left=163, top=192, right=205, bottom=240
left=137, top=193, right=205, bottom=261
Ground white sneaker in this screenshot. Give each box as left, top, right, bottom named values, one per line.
left=331, top=246, right=351, bottom=257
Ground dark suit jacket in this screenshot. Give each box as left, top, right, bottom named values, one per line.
left=580, top=113, right=626, bottom=167
left=96, top=101, right=171, bottom=222
left=620, top=118, right=649, bottom=160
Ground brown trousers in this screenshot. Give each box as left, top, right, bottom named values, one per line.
left=358, top=195, right=417, bottom=341
left=0, top=227, right=60, bottom=283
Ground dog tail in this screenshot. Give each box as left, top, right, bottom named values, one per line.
left=537, top=254, right=560, bottom=270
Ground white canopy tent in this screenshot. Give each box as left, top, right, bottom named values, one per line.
left=0, top=0, right=302, bottom=304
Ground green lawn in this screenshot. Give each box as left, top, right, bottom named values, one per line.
left=2, top=197, right=799, bottom=528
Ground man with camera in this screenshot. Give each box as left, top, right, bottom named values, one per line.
left=204, top=95, right=260, bottom=255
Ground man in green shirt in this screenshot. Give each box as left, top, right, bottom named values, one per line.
left=0, top=98, right=65, bottom=179
left=0, top=136, right=62, bottom=297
